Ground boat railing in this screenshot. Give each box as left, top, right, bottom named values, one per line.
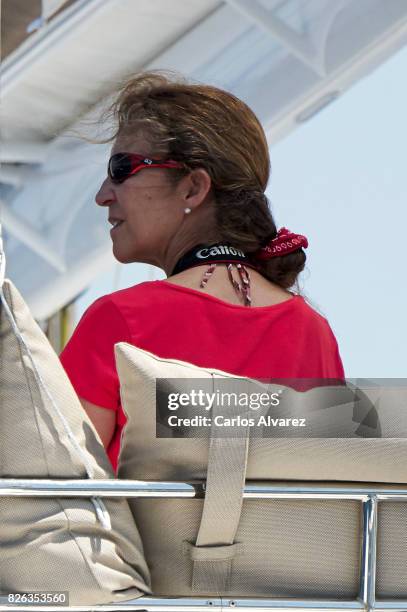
left=1, top=479, right=407, bottom=612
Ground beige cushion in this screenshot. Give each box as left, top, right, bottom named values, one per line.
left=0, top=279, right=151, bottom=605
left=115, top=342, right=407, bottom=598
left=116, top=343, right=407, bottom=484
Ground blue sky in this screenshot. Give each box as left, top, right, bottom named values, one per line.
left=75, top=44, right=407, bottom=377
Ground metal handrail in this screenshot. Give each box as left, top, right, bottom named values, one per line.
left=2, top=479, right=407, bottom=499
left=1, top=479, right=407, bottom=612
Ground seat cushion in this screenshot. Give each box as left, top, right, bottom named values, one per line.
left=115, top=342, right=407, bottom=485
left=0, top=279, right=151, bottom=605
left=115, top=342, right=407, bottom=598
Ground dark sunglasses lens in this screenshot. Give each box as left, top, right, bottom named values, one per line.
left=109, top=154, right=133, bottom=183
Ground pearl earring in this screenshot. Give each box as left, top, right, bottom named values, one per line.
left=184, top=207, right=192, bottom=214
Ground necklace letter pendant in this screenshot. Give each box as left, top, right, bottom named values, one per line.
left=227, top=263, right=252, bottom=306
left=200, top=263, right=217, bottom=288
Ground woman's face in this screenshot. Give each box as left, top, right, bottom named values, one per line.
left=95, top=132, right=187, bottom=266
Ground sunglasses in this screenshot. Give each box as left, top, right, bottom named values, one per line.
left=108, top=152, right=184, bottom=184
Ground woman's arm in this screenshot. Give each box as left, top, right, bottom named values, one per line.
left=79, top=397, right=116, bottom=450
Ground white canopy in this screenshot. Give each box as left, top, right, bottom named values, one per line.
left=1, top=0, right=406, bottom=319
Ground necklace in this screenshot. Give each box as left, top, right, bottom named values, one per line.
left=171, top=243, right=260, bottom=307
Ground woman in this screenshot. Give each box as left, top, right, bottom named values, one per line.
left=59, top=71, right=344, bottom=473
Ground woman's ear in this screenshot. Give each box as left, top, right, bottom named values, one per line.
left=182, top=168, right=212, bottom=210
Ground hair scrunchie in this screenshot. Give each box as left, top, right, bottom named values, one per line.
left=254, top=227, right=308, bottom=260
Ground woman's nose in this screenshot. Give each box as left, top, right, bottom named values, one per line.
left=95, top=178, right=115, bottom=207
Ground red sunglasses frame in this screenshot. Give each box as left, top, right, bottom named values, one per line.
left=108, top=152, right=184, bottom=184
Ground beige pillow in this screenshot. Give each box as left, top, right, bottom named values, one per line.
left=0, top=279, right=151, bottom=605
left=115, top=342, right=407, bottom=598
left=116, top=343, right=407, bottom=484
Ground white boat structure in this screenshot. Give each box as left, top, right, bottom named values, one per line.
left=2, top=0, right=407, bottom=322
left=1, top=1, right=407, bottom=610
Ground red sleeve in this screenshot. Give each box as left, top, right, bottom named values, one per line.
left=323, top=320, right=346, bottom=380
left=332, top=339, right=345, bottom=380
left=59, top=296, right=131, bottom=410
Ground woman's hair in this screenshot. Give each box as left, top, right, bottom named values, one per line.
left=99, top=70, right=306, bottom=289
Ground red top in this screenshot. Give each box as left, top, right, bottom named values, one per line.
left=59, top=280, right=345, bottom=472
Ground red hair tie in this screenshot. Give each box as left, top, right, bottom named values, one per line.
left=255, top=227, right=308, bottom=260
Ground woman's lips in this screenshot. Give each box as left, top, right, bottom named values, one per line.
left=110, top=220, right=124, bottom=234
left=111, top=221, right=124, bottom=231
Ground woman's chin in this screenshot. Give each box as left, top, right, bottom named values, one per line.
left=112, top=245, right=144, bottom=264
left=112, top=246, right=133, bottom=264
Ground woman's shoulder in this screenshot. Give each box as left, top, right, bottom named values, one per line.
left=297, top=298, right=342, bottom=361
left=90, top=281, right=185, bottom=320
left=103, top=280, right=174, bottom=308
left=297, top=295, right=337, bottom=329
